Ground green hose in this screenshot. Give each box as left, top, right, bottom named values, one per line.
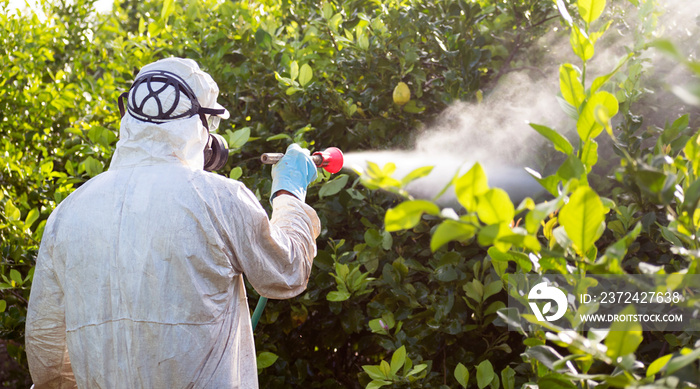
left=251, top=296, right=268, bottom=330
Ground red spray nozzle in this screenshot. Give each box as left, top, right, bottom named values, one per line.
left=260, top=147, right=344, bottom=174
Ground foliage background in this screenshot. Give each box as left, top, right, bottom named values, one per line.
left=1, top=0, right=700, bottom=387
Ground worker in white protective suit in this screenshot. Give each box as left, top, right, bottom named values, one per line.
left=25, top=57, right=321, bottom=388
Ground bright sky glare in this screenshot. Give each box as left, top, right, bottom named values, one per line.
left=6, top=0, right=113, bottom=15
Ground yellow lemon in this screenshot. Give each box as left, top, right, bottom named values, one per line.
left=392, top=82, right=410, bottom=106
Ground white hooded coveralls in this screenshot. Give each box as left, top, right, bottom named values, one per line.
left=25, top=62, right=321, bottom=388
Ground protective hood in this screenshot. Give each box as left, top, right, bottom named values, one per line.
left=110, top=114, right=208, bottom=170
left=110, top=57, right=230, bottom=170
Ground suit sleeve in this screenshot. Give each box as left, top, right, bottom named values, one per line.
left=25, top=239, right=76, bottom=388
left=226, top=187, right=321, bottom=299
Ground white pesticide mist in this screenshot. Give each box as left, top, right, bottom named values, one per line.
left=344, top=69, right=562, bottom=206
left=344, top=0, right=700, bottom=208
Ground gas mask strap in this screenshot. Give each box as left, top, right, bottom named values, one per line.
left=118, top=70, right=226, bottom=132
left=120, top=70, right=202, bottom=124
left=198, top=107, right=227, bottom=130
left=118, top=92, right=128, bottom=118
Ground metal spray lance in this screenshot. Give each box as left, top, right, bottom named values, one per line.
left=260, top=146, right=344, bottom=173
left=251, top=146, right=345, bottom=330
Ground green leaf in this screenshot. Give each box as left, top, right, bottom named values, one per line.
left=464, top=279, right=484, bottom=303
left=148, top=20, right=162, bottom=37
left=665, top=348, right=700, bottom=375
left=477, top=223, right=511, bottom=251
left=266, top=133, right=292, bottom=141
left=501, top=366, right=515, bottom=389
left=229, top=167, right=242, bottom=180
left=431, top=220, right=477, bottom=252
left=322, top=2, right=333, bottom=19
left=601, top=222, right=641, bottom=262
left=226, top=127, right=250, bottom=149
left=5, top=200, right=20, bottom=221
left=530, top=123, right=574, bottom=155
left=523, top=346, right=568, bottom=371
left=369, top=318, right=389, bottom=334
left=390, top=346, right=406, bottom=375
left=646, top=353, right=672, bottom=377
left=274, top=71, right=293, bottom=86
left=401, top=166, right=433, bottom=185
left=483, top=280, right=502, bottom=301
left=684, top=132, right=700, bottom=175
left=556, top=154, right=586, bottom=181
left=363, top=365, right=387, bottom=380
left=591, top=53, right=633, bottom=94
left=455, top=163, right=488, bottom=211
left=499, top=232, right=541, bottom=252
left=650, top=39, right=684, bottom=61
left=66, top=160, right=75, bottom=176
left=577, top=91, right=619, bottom=141
left=455, top=363, right=469, bottom=388
left=319, top=174, right=349, bottom=198
left=329, top=13, right=343, bottom=32
left=299, top=63, right=313, bottom=87
left=10, top=269, right=22, bottom=286
left=476, top=360, right=495, bottom=389
left=559, top=186, right=606, bottom=256
left=366, top=380, right=391, bottom=389
left=161, top=0, right=175, bottom=21
left=255, top=28, right=272, bottom=48
left=476, top=188, right=515, bottom=225
left=406, top=364, right=427, bottom=377
left=385, top=200, right=440, bottom=232
left=634, top=168, right=676, bottom=204
left=286, top=86, right=301, bottom=96
left=559, top=64, right=585, bottom=111
left=379, top=360, right=392, bottom=378
left=526, top=169, right=560, bottom=197
left=580, top=139, right=598, bottom=172
left=381, top=230, right=393, bottom=250
left=577, top=0, right=606, bottom=25
left=256, top=351, right=278, bottom=369
left=0, top=300, right=5, bottom=313
left=40, top=160, right=54, bottom=175
left=605, top=306, right=643, bottom=360
left=82, top=157, right=104, bottom=177
left=327, top=290, right=351, bottom=301
left=383, top=163, right=399, bottom=177
left=682, top=178, right=700, bottom=215
left=381, top=312, right=395, bottom=330
left=24, top=208, right=40, bottom=228
left=663, top=114, right=689, bottom=144
left=290, top=61, right=299, bottom=81
left=537, top=374, right=577, bottom=389
left=570, top=24, right=594, bottom=62
left=487, top=247, right=532, bottom=272
left=403, top=100, right=425, bottom=114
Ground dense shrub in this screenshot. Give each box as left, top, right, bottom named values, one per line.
left=2, top=0, right=699, bottom=388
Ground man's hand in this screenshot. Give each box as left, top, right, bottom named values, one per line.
left=270, top=144, right=318, bottom=202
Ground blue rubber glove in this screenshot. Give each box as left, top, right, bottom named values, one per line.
left=271, top=144, right=318, bottom=202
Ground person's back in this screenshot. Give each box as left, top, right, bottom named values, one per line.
left=46, top=164, right=255, bottom=386
left=26, top=57, right=321, bottom=388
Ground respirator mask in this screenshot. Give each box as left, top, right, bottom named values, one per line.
left=118, top=70, right=229, bottom=171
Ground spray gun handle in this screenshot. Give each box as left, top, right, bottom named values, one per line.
left=260, top=147, right=344, bottom=174
left=260, top=153, right=324, bottom=166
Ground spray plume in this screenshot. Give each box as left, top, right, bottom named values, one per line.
left=345, top=0, right=700, bottom=207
